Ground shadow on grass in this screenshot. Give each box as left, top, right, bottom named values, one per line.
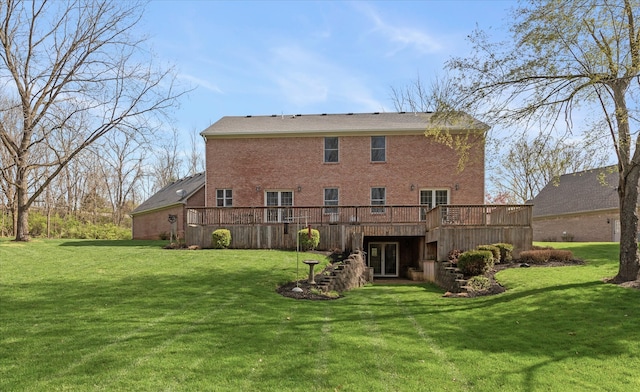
left=58, top=240, right=167, bottom=248
left=2, top=253, right=639, bottom=391
left=371, top=281, right=445, bottom=294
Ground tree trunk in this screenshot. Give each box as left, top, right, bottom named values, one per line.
left=613, top=165, right=640, bottom=282
left=15, top=195, right=30, bottom=241
left=14, top=169, right=30, bottom=241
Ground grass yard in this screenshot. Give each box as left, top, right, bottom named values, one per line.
left=1, top=239, right=639, bottom=391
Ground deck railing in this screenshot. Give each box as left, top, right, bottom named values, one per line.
left=186, top=204, right=532, bottom=228
left=423, top=204, right=532, bottom=229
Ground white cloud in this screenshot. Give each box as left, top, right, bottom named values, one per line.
left=178, top=73, right=223, bottom=94
left=265, top=45, right=384, bottom=111
left=356, top=3, right=442, bottom=56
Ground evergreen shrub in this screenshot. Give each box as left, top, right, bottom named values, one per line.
left=492, top=243, right=514, bottom=263
left=477, top=244, right=500, bottom=261
left=457, top=250, right=494, bottom=276
left=298, top=228, right=320, bottom=251
left=211, top=229, right=231, bottom=249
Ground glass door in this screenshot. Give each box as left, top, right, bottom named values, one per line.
left=266, top=191, right=293, bottom=222
left=368, top=242, right=398, bottom=277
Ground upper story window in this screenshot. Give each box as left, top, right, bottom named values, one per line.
left=371, top=136, right=386, bottom=162
left=324, top=137, right=339, bottom=163
left=371, top=187, right=386, bottom=213
left=216, top=189, right=233, bottom=207
left=323, top=188, right=339, bottom=214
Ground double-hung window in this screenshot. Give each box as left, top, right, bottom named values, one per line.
left=371, top=136, right=386, bottom=162
left=324, top=137, right=339, bottom=163
left=371, top=187, right=386, bottom=213
left=323, top=188, right=339, bottom=214
left=216, top=189, right=233, bottom=207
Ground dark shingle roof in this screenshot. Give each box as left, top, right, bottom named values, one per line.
left=532, top=166, right=619, bottom=217
left=201, top=112, right=489, bottom=137
left=131, top=172, right=205, bottom=215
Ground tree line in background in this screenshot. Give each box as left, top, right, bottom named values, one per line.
left=0, top=114, right=204, bottom=238
left=0, top=0, right=202, bottom=239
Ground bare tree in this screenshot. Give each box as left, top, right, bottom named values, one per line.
left=186, top=129, right=205, bottom=176
left=92, top=130, right=146, bottom=225
left=448, top=0, right=640, bottom=282
left=0, top=0, right=181, bottom=241
left=494, top=132, right=611, bottom=203
left=390, top=73, right=462, bottom=113
left=150, top=127, right=184, bottom=192
left=0, top=96, right=19, bottom=235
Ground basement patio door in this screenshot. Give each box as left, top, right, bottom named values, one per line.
left=368, top=242, right=399, bottom=277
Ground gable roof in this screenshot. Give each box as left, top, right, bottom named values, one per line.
left=532, top=166, right=619, bottom=217
left=131, top=172, right=205, bottom=215
left=200, top=112, right=489, bottom=138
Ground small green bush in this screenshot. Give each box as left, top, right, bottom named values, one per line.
left=211, top=229, right=231, bottom=249
left=467, top=276, right=491, bottom=291
left=298, top=228, right=320, bottom=251
left=491, top=243, right=514, bottom=263
left=519, top=249, right=574, bottom=264
left=477, top=245, right=500, bottom=262
left=457, top=250, right=494, bottom=276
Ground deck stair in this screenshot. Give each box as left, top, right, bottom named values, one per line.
left=408, top=260, right=471, bottom=294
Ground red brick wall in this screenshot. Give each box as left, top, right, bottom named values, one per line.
left=132, top=187, right=206, bottom=240
left=205, top=133, right=485, bottom=207
left=533, top=210, right=620, bottom=242
left=132, top=205, right=184, bottom=240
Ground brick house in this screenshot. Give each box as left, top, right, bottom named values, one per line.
left=185, top=112, right=532, bottom=279
left=131, top=172, right=205, bottom=240
left=531, top=166, right=637, bottom=242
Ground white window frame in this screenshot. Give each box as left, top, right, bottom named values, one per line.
left=371, top=136, right=386, bottom=162
left=371, top=187, right=386, bottom=214
left=324, top=137, right=339, bottom=163
left=323, top=188, right=339, bottom=214
left=420, top=189, right=449, bottom=220
left=216, top=189, right=233, bottom=207
left=265, top=190, right=293, bottom=223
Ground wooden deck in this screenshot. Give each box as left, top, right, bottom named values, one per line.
left=185, top=204, right=532, bottom=260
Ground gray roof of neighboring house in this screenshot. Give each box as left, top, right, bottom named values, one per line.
left=131, top=172, right=205, bottom=215
left=531, top=166, right=620, bottom=217
left=201, top=112, right=489, bottom=137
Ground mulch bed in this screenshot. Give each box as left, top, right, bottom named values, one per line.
left=277, top=259, right=595, bottom=300
left=446, top=259, right=587, bottom=298
left=277, top=280, right=341, bottom=300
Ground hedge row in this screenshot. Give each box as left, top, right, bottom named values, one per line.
left=519, top=249, right=574, bottom=264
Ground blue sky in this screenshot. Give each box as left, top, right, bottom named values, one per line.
left=143, top=0, right=515, bottom=135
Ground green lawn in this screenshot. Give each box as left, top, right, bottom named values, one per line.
left=1, top=239, right=639, bottom=391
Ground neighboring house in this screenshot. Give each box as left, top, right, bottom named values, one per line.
left=131, top=172, right=205, bottom=240
left=184, top=111, right=532, bottom=279
left=531, top=166, right=634, bottom=242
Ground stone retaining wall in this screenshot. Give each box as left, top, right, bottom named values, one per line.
left=317, top=250, right=370, bottom=293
